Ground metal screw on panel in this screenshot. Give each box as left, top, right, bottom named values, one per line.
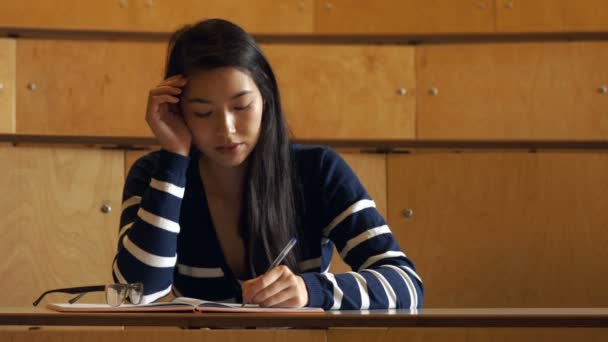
left=429, top=87, right=439, bottom=96
left=478, top=1, right=487, bottom=10
left=144, top=0, right=155, bottom=8
left=325, top=2, right=333, bottom=10
left=505, top=1, right=514, bottom=9
left=599, top=85, right=608, bottom=94
left=101, top=202, right=112, bottom=214
left=27, top=83, right=37, bottom=91
left=397, top=88, right=407, bottom=96
left=403, top=209, right=414, bottom=218
left=119, top=0, right=128, bottom=8
left=298, top=2, right=305, bottom=10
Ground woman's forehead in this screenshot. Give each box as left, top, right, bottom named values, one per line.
left=184, top=67, right=259, bottom=101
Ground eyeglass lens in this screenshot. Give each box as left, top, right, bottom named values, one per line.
left=105, top=283, right=144, bottom=306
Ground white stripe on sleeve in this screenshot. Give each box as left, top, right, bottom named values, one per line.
left=113, top=260, right=128, bottom=284
left=121, top=196, right=141, bottom=211
left=123, top=235, right=177, bottom=268
left=339, top=225, right=391, bottom=259
left=358, top=251, right=406, bottom=270
left=362, top=269, right=396, bottom=309
left=347, top=272, right=370, bottom=310
left=118, top=222, right=133, bottom=241
left=177, top=264, right=224, bottom=278
left=138, top=208, right=180, bottom=233
left=322, top=273, right=344, bottom=310
left=322, top=199, right=376, bottom=237
left=401, top=265, right=423, bottom=283
left=382, top=265, right=418, bottom=309
left=140, top=284, right=172, bottom=304
left=150, top=178, right=185, bottom=198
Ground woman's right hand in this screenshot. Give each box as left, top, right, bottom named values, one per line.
left=145, top=74, right=192, bottom=157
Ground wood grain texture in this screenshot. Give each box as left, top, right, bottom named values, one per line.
left=388, top=152, right=608, bottom=308
left=496, top=0, right=608, bottom=33
left=17, top=40, right=414, bottom=140
left=16, top=39, right=163, bottom=137
left=265, top=44, right=415, bottom=140
left=315, top=0, right=494, bottom=34
left=328, top=328, right=608, bottom=342
left=0, top=39, right=16, bottom=133
left=416, top=42, right=608, bottom=140
left=0, top=0, right=313, bottom=34
left=0, top=329, right=325, bottom=342
left=0, top=146, right=123, bottom=306
left=129, top=0, right=314, bottom=34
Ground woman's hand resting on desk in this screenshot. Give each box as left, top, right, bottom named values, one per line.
left=146, top=74, right=192, bottom=157
left=241, top=265, right=309, bottom=308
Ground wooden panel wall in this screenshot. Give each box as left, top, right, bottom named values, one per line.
left=0, top=39, right=15, bottom=133
left=0, top=146, right=123, bottom=306
left=7, top=40, right=415, bottom=140
left=15, top=39, right=164, bottom=137
left=496, top=0, right=608, bottom=32
left=266, top=45, right=415, bottom=140
left=416, top=42, right=608, bottom=140
left=314, top=0, right=495, bottom=34
left=0, top=0, right=314, bottom=34
left=388, top=152, right=608, bottom=308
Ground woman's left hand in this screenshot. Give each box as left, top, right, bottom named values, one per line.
left=241, top=265, right=309, bottom=308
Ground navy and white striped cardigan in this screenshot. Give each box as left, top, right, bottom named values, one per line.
left=113, top=144, right=423, bottom=310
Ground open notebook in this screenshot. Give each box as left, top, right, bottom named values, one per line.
left=47, top=296, right=324, bottom=313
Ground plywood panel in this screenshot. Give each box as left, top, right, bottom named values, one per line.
left=0, top=329, right=325, bottom=342
left=315, top=0, right=494, bottom=34
left=0, top=146, right=123, bottom=306
left=132, top=0, right=313, bottom=34
left=266, top=44, right=415, bottom=140
left=17, top=40, right=414, bottom=140
left=0, top=39, right=16, bottom=133
left=0, top=1, right=313, bottom=34
left=16, top=39, right=163, bottom=137
left=388, top=152, right=608, bottom=307
left=416, top=42, right=608, bottom=140
left=328, top=328, right=608, bottom=342
left=496, top=0, right=608, bottom=32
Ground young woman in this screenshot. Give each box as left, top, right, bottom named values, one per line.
left=113, top=18, right=423, bottom=310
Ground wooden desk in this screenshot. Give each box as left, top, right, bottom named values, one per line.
left=1, top=308, right=608, bottom=341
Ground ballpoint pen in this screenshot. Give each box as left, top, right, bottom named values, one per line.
left=267, top=237, right=298, bottom=270
left=242, top=237, right=298, bottom=307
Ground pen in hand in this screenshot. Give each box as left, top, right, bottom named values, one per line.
left=242, top=237, right=297, bottom=307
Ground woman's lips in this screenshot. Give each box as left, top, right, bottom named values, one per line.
left=216, top=143, right=243, bottom=153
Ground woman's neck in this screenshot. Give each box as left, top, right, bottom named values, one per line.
left=199, top=156, right=247, bottom=201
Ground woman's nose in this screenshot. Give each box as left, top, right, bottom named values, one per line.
left=215, top=110, right=236, bottom=137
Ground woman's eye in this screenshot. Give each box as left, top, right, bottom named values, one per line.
left=194, top=111, right=212, bottom=118
left=234, top=103, right=252, bottom=111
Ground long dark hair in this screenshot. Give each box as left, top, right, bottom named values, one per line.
left=164, top=19, right=300, bottom=276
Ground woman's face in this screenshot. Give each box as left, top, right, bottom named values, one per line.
left=181, top=67, right=264, bottom=167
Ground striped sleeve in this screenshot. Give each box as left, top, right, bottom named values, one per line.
left=112, top=150, right=190, bottom=304
left=300, top=148, right=424, bottom=310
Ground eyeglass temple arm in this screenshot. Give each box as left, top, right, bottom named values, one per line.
left=68, top=292, right=88, bottom=304
left=32, top=285, right=106, bottom=306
